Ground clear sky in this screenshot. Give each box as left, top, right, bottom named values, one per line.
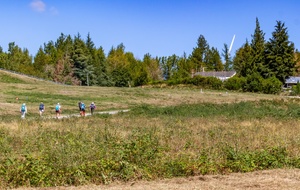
left=0, top=0, right=299, bottom=59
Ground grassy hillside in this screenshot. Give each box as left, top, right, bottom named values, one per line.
left=1, top=70, right=300, bottom=188
left=0, top=70, right=278, bottom=119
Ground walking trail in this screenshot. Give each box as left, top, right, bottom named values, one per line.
left=52, top=109, right=130, bottom=119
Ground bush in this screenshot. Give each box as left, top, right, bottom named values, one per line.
left=178, top=76, right=223, bottom=90
left=188, top=75, right=206, bottom=86
left=291, top=82, right=300, bottom=96
left=243, top=73, right=264, bottom=93
left=166, top=78, right=181, bottom=86
left=204, top=77, right=223, bottom=90
left=224, top=76, right=246, bottom=91
left=262, top=77, right=282, bottom=94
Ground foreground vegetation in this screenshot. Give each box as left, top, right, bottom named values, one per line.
left=1, top=100, right=300, bottom=188
left=1, top=70, right=300, bottom=188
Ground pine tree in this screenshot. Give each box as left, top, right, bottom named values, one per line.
left=33, top=47, right=52, bottom=78
left=233, top=40, right=252, bottom=77
left=72, top=35, right=90, bottom=85
left=171, top=52, right=194, bottom=79
left=222, top=44, right=233, bottom=71
left=207, top=47, right=223, bottom=71
left=190, top=35, right=209, bottom=71
left=250, top=18, right=266, bottom=77
left=265, top=20, right=296, bottom=83
left=94, top=47, right=111, bottom=86
left=86, top=33, right=95, bottom=54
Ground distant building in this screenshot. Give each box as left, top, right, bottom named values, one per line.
left=284, top=76, right=300, bottom=88
left=192, top=70, right=236, bottom=81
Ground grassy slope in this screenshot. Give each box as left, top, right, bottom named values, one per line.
left=1, top=70, right=300, bottom=188
left=0, top=69, right=277, bottom=119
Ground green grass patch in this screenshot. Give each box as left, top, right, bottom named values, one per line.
left=0, top=73, right=26, bottom=83
left=132, top=99, right=300, bottom=119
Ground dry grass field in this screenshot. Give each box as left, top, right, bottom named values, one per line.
left=11, top=169, right=300, bottom=190
left=1, top=69, right=300, bottom=190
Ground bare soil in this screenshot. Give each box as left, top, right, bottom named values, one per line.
left=13, top=169, right=300, bottom=190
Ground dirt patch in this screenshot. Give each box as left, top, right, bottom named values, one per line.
left=13, top=169, right=300, bottom=190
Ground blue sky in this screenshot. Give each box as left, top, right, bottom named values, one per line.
left=0, top=0, right=299, bottom=59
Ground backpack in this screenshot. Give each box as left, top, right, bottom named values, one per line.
left=90, top=104, right=95, bottom=109
left=21, top=105, right=26, bottom=112
left=39, top=104, right=44, bottom=110
left=55, top=105, right=60, bottom=111
left=81, top=103, right=85, bottom=110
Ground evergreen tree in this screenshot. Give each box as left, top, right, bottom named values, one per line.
left=171, top=52, right=194, bottom=79
left=55, top=33, right=73, bottom=59
left=72, top=35, right=90, bottom=85
left=222, top=44, right=233, bottom=71
left=190, top=35, right=209, bottom=71
left=94, top=47, right=111, bottom=86
left=33, top=47, right=53, bottom=78
left=86, top=33, right=95, bottom=54
left=206, top=47, right=223, bottom=71
left=43, top=41, right=58, bottom=65
left=233, top=40, right=252, bottom=77
left=250, top=18, right=266, bottom=77
left=265, top=20, right=296, bottom=82
left=84, top=33, right=106, bottom=86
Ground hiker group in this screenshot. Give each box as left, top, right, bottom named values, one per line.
left=78, top=101, right=96, bottom=116
left=20, top=101, right=96, bottom=119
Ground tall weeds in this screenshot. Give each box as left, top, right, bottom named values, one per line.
left=1, top=99, right=300, bottom=188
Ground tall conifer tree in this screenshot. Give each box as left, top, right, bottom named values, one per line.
left=190, top=35, right=209, bottom=72
left=265, top=21, right=296, bottom=82
left=233, top=40, right=252, bottom=77
left=222, top=44, right=233, bottom=71
left=250, top=17, right=266, bottom=77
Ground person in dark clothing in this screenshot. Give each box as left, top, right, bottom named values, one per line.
left=39, top=102, right=45, bottom=116
left=78, top=101, right=82, bottom=115
left=90, top=102, right=96, bottom=115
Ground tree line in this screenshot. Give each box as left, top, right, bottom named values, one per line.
left=0, top=18, right=299, bottom=92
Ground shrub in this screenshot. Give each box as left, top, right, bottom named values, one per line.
left=204, top=77, right=223, bottom=90
left=243, top=73, right=264, bottom=93
left=166, top=78, right=180, bottom=86
left=261, top=76, right=282, bottom=94
left=224, top=76, right=246, bottom=91
left=179, top=76, right=222, bottom=90
left=188, top=75, right=206, bottom=86
left=291, top=82, right=300, bottom=96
